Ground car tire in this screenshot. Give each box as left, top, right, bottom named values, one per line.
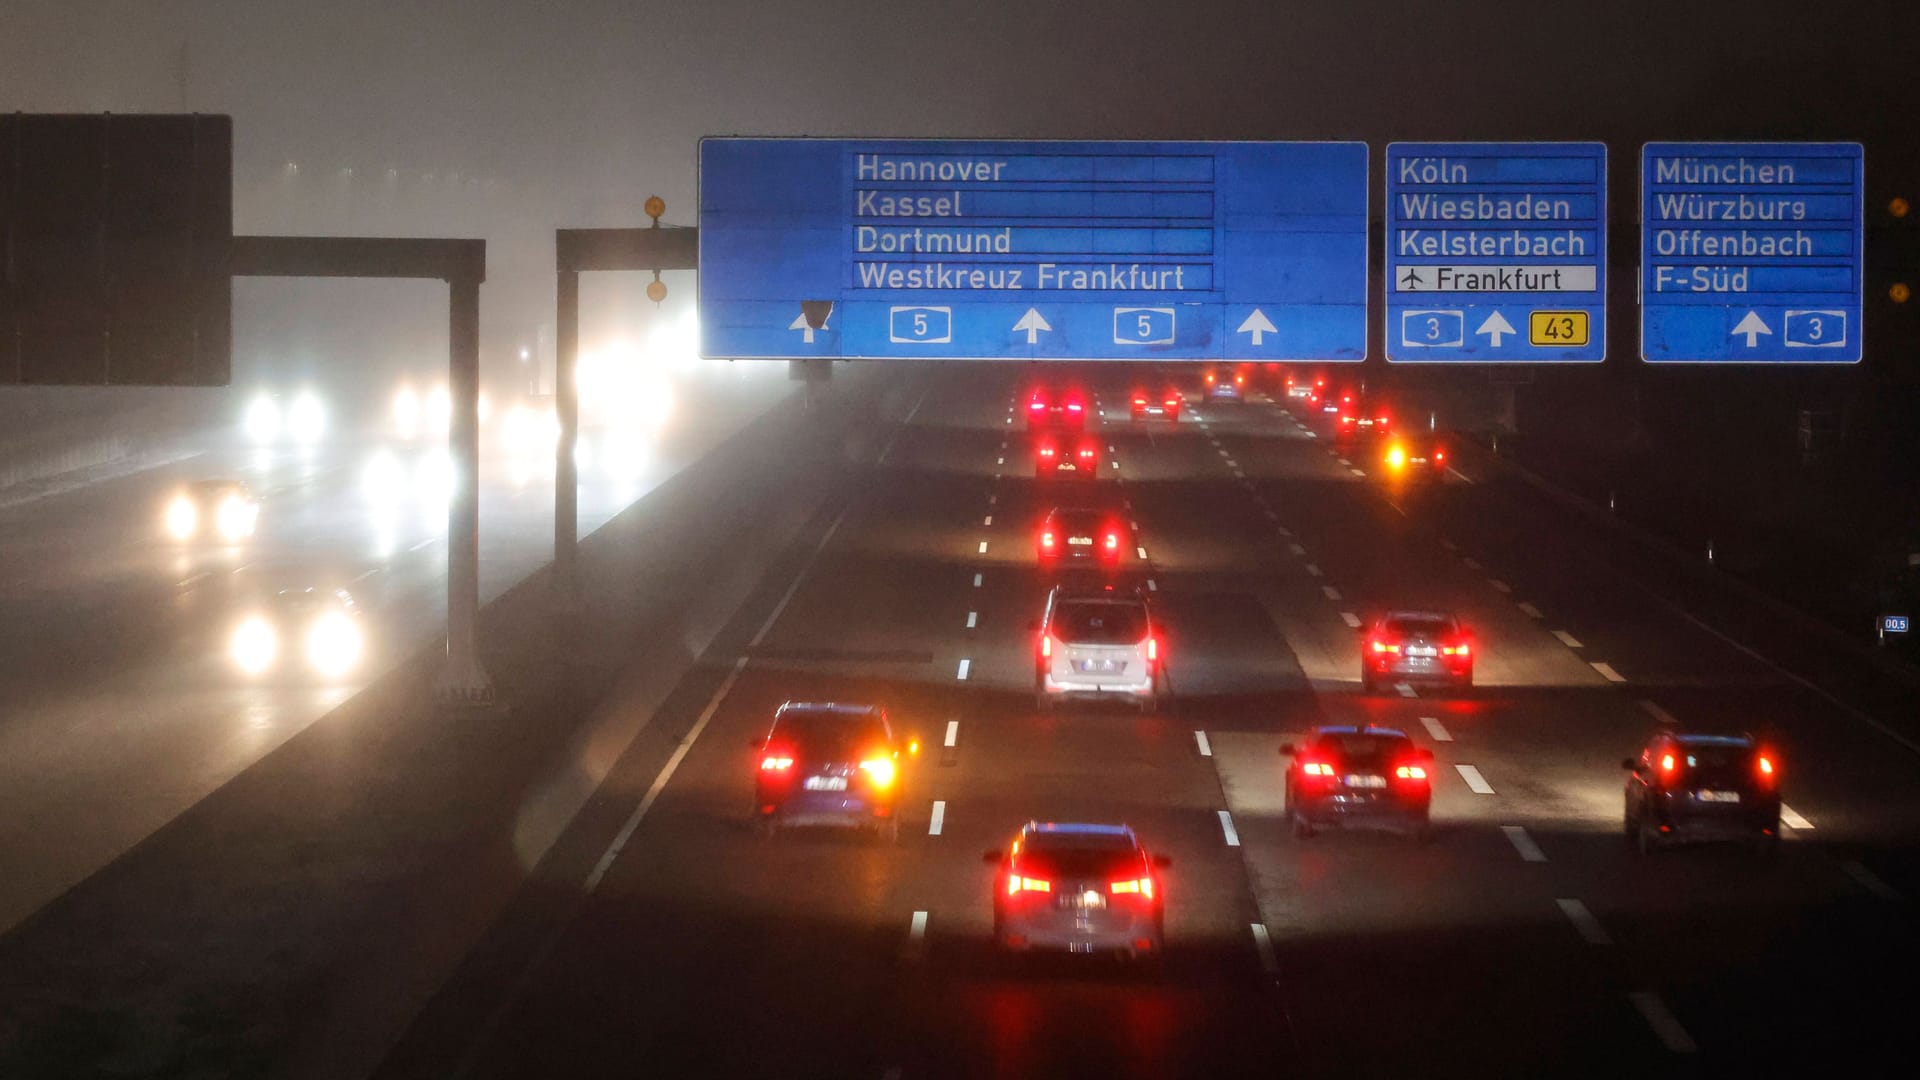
left=1636, top=819, right=1659, bottom=856
left=1360, top=671, right=1376, bottom=694
left=1291, top=813, right=1315, bottom=840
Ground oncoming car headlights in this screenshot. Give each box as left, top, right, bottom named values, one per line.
left=165, top=495, right=198, bottom=540
left=216, top=495, right=259, bottom=541
left=306, top=611, right=363, bottom=678
left=230, top=615, right=278, bottom=675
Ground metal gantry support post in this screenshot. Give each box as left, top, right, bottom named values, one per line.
left=436, top=274, right=495, bottom=702
left=554, top=269, right=580, bottom=603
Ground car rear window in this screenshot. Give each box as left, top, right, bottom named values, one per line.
left=1050, top=511, right=1103, bottom=534
left=1318, top=734, right=1410, bottom=763
left=776, top=713, right=885, bottom=759
left=1385, top=617, right=1453, bottom=637
left=1681, top=745, right=1752, bottom=770
left=1020, top=832, right=1140, bottom=879
left=1053, top=602, right=1146, bottom=644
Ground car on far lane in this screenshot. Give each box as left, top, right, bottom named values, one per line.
left=1025, top=386, right=1087, bottom=432
left=986, top=821, right=1170, bottom=960
left=1035, top=585, right=1161, bottom=712
left=1284, top=372, right=1326, bottom=402
left=1201, top=364, right=1249, bottom=402
left=1281, top=725, right=1435, bottom=841
left=1037, top=506, right=1126, bottom=569
left=163, top=479, right=260, bottom=543
left=753, top=702, right=905, bottom=841
left=1034, top=435, right=1102, bottom=481
left=1129, top=383, right=1183, bottom=421
left=1361, top=610, right=1474, bottom=693
left=228, top=587, right=365, bottom=682
left=1623, top=729, right=1781, bottom=854
left=1379, top=434, right=1450, bottom=485
left=1333, top=397, right=1393, bottom=445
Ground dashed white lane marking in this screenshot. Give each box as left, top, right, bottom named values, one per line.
left=977, top=540, right=989, bottom=555
left=1591, top=661, right=1627, bottom=683
left=1195, top=730, right=1213, bottom=757
left=1340, top=612, right=1362, bottom=628
left=1122, top=499, right=1132, bottom=510
left=349, top=567, right=381, bottom=584
left=1250, top=923, right=1279, bottom=974
left=1336, top=457, right=1350, bottom=466
left=177, top=571, right=213, bottom=588
left=1110, top=460, right=1120, bottom=470
left=956, top=658, right=972, bottom=680
left=944, top=720, right=960, bottom=748
left=1447, top=466, right=1474, bottom=485
left=1108, top=444, right=1116, bottom=453
left=965, top=611, right=978, bottom=629
left=1276, top=526, right=1292, bottom=538
left=1488, top=578, right=1512, bottom=593
left=1288, top=543, right=1306, bottom=556
left=1461, top=557, right=1482, bottom=571
left=1131, top=520, right=1141, bottom=530
left=1304, top=563, right=1322, bottom=577
left=1780, top=804, right=1814, bottom=831
left=1638, top=699, right=1679, bottom=725
left=1216, top=810, right=1241, bottom=847
left=1136, top=546, right=1149, bottom=560
left=1455, top=764, right=1496, bottom=794
left=983, top=514, right=992, bottom=526
left=1218, top=447, right=1231, bottom=457
left=1552, top=630, right=1584, bottom=648
left=1225, top=458, right=1239, bottom=468
left=1263, top=508, right=1279, bottom=521
left=972, top=573, right=983, bottom=588
left=996, top=457, right=1004, bottom=465
left=905, top=911, right=930, bottom=960
left=1517, top=601, right=1544, bottom=619
left=1147, top=579, right=1158, bottom=591
left=1842, top=860, right=1903, bottom=901
left=1395, top=682, right=1416, bottom=698
left=409, top=537, right=436, bottom=553
left=1419, top=716, right=1453, bottom=742
left=928, top=801, right=947, bottom=836
left=1322, top=585, right=1342, bottom=600
left=1439, top=538, right=1457, bottom=552
left=1502, top=825, right=1547, bottom=862
left=1628, top=991, right=1698, bottom=1054
left=1556, top=899, right=1613, bottom=945
left=1349, top=468, right=1366, bottom=477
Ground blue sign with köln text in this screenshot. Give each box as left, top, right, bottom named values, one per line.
left=1642, top=142, right=1864, bottom=363
left=698, top=139, right=1368, bottom=361
left=1385, top=142, right=1606, bottom=363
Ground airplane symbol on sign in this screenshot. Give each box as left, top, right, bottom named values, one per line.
left=1400, top=268, right=1424, bottom=288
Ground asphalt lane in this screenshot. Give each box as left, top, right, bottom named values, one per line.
left=382, top=367, right=1920, bottom=1079
left=0, top=366, right=791, bottom=933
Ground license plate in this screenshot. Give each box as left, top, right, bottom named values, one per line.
left=1060, top=889, right=1106, bottom=910
left=1057, top=463, right=1078, bottom=471
left=1697, top=790, right=1741, bottom=803
left=1067, top=536, right=1093, bottom=545
left=1344, top=774, right=1387, bottom=788
left=1406, top=646, right=1437, bottom=657
left=803, top=776, right=847, bottom=791
left=1411, top=457, right=1429, bottom=465
left=1075, top=659, right=1124, bottom=673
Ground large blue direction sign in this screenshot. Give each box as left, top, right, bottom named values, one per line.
left=1642, top=142, right=1863, bottom=363
left=698, top=139, right=1368, bottom=361
left=1385, top=142, right=1606, bottom=363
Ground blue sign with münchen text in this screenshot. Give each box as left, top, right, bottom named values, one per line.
left=1642, top=142, right=1864, bottom=363
left=698, top=138, right=1369, bottom=361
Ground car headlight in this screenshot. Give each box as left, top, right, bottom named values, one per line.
left=165, top=496, right=198, bottom=540
left=244, top=396, right=281, bottom=444
left=392, top=385, right=420, bottom=440
left=216, top=496, right=257, bottom=541
left=306, top=612, right=362, bottom=678
left=230, top=616, right=278, bottom=674
left=288, top=392, right=326, bottom=444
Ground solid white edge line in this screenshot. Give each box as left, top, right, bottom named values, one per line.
left=1340, top=612, right=1362, bottom=628
left=1419, top=716, right=1453, bottom=742
left=1552, top=630, right=1584, bottom=648
left=348, top=568, right=378, bottom=584
left=956, top=658, right=971, bottom=680
left=1628, top=991, right=1698, bottom=1054
left=1501, top=825, right=1547, bottom=862
left=928, top=800, right=946, bottom=836
left=1194, top=730, right=1213, bottom=757
left=1591, top=661, right=1627, bottom=683
left=1780, top=804, right=1814, bottom=830
left=1556, top=898, right=1613, bottom=945
left=1216, top=809, right=1241, bottom=847
left=1250, top=923, right=1279, bottom=974
left=944, top=719, right=959, bottom=748
left=1455, top=764, right=1496, bottom=794
left=409, top=537, right=436, bottom=553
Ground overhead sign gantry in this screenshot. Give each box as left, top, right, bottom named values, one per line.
left=697, top=138, right=1369, bottom=361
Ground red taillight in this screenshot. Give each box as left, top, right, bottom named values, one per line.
left=1029, top=399, right=1046, bottom=412
left=1110, top=877, right=1155, bottom=900
left=1370, top=639, right=1401, bottom=654
left=1133, top=395, right=1147, bottom=406
left=1164, top=398, right=1179, bottom=408
left=760, top=754, right=794, bottom=771
left=1079, top=447, right=1096, bottom=460
left=1008, top=873, right=1052, bottom=896
left=1039, top=445, right=1056, bottom=458
left=1040, top=634, right=1053, bottom=659
left=1105, top=532, right=1120, bottom=550
left=1067, top=401, right=1084, bottom=413
left=1441, top=642, right=1471, bottom=657
left=1235, top=374, right=1245, bottom=385
left=1435, top=450, right=1446, bottom=463
left=1376, top=415, right=1390, bottom=426
left=1145, top=636, right=1158, bottom=663
left=1041, top=531, right=1056, bottom=549
left=1395, top=764, right=1429, bottom=781
left=1302, top=761, right=1336, bottom=777
left=1660, top=753, right=1676, bottom=774
left=1342, top=415, right=1356, bottom=425
left=1758, top=755, right=1775, bottom=777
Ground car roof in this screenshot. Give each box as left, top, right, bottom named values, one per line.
left=1022, top=822, right=1138, bottom=847
left=776, top=702, right=881, bottom=718
left=1312, top=724, right=1411, bottom=740
left=1381, top=610, right=1455, bottom=623
left=1051, top=586, right=1145, bottom=604
left=1669, top=732, right=1754, bottom=747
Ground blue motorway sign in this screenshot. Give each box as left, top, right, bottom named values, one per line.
left=1886, top=615, right=1910, bottom=635
left=1385, top=143, right=1606, bottom=363
left=698, top=139, right=1368, bottom=361
left=1642, top=142, right=1863, bottom=363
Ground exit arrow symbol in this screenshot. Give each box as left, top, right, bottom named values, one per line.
left=1236, top=308, right=1278, bottom=346
left=1012, top=308, right=1052, bottom=345
left=1730, top=311, right=1772, bottom=347
left=788, top=312, right=818, bottom=344
left=1474, top=311, right=1517, bottom=347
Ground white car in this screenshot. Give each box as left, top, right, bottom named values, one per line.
left=1034, top=586, right=1161, bottom=712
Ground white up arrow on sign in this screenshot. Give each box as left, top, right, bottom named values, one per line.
left=788, top=312, right=818, bottom=344
left=1012, top=308, right=1052, bottom=344
left=1730, top=311, right=1772, bottom=347
left=1474, top=311, right=1516, bottom=347
left=1236, top=308, right=1277, bottom=345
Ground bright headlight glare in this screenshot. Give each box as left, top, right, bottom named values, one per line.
left=393, top=386, right=420, bottom=439
left=216, top=496, right=256, bottom=541
left=428, top=385, right=452, bottom=434
left=306, top=612, right=363, bottom=678
left=230, top=616, right=277, bottom=674
left=244, top=397, right=281, bottom=444
left=289, top=392, right=326, bottom=444
left=165, top=496, right=198, bottom=540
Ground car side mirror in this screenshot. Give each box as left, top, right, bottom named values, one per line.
left=982, top=850, right=1003, bottom=864
left=1622, top=758, right=1639, bottom=772
left=1279, top=742, right=1297, bottom=756
left=1152, top=854, right=1173, bottom=869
